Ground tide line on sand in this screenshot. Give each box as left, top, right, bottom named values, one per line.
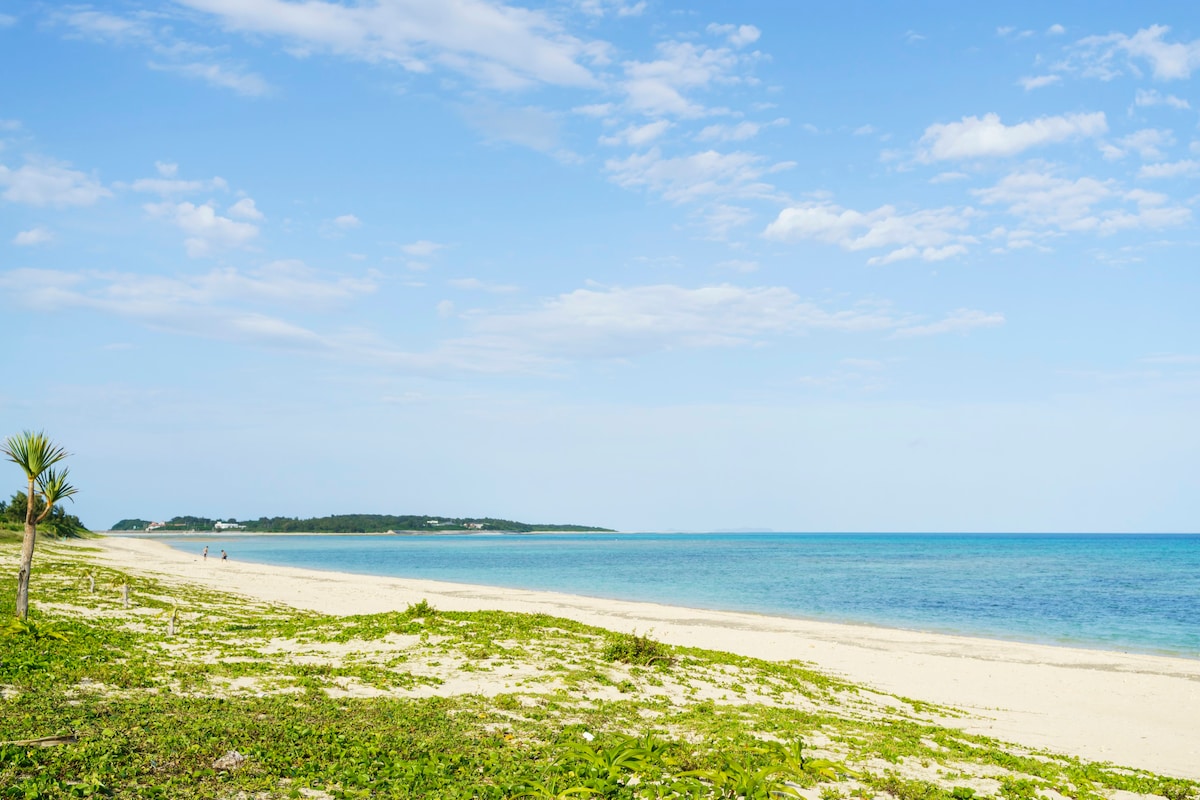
left=82, top=536, right=1200, bottom=780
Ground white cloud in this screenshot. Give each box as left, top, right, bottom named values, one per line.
left=57, top=8, right=157, bottom=45
left=974, top=173, right=1111, bottom=232
left=128, top=171, right=229, bottom=195
left=0, top=160, right=112, bottom=207
left=973, top=170, right=1190, bottom=233
left=919, top=112, right=1107, bottom=161
left=145, top=200, right=260, bottom=257
left=1071, top=25, right=1200, bottom=81
left=228, top=197, right=265, bottom=220
left=57, top=9, right=272, bottom=96
left=402, top=240, right=445, bottom=257
left=149, top=61, right=271, bottom=96
left=606, top=147, right=791, bottom=204
left=696, top=118, right=786, bottom=143
left=893, top=309, right=1005, bottom=338
left=1138, top=159, right=1200, bottom=179
left=996, top=26, right=1033, bottom=39
left=1047, top=24, right=1065, bottom=36
left=573, top=103, right=615, bottom=118
left=599, top=120, right=671, bottom=147
left=1018, top=74, right=1060, bottom=90
left=431, top=284, right=1003, bottom=368
left=1095, top=189, right=1191, bottom=234
left=461, top=285, right=897, bottom=361
left=177, top=0, right=599, bottom=90
left=701, top=203, right=755, bottom=239
left=853, top=124, right=876, bottom=136
left=764, top=201, right=975, bottom=264
left=333, top=213, right=362, bottom=230
left=0, top=262, right=376, bottom=349
left=13, top=227, right=53, bottom=246
left=706, top=23, right=761, bottom=48
left=576, top=0, right=645, bottom=17
left=1134, top=89, right=1191, bottom=110
left=0, top=14, right=16, bottom=27
left=1115, top=128, right=1174, bottom=160
left=620, top=40, right=744, bottom=118
left=867, top=244, right=967, bottom=266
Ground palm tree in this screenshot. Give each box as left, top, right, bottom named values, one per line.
left=3, top=431, right=78, bottom=619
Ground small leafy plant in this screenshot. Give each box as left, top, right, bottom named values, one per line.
left=4, top=616, right=71, bottom=641
left=603, top=630, right=675, bottom=666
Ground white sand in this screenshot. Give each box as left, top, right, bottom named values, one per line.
left=79, top=536, right=1200, bottom=780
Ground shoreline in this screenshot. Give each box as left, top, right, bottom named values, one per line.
left=75, top=535, right=1200, bottom=780
left=125, top=531, right=1200, bottom=662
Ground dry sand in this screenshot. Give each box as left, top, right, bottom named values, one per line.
left=79, top=536, right=1200, bottom=780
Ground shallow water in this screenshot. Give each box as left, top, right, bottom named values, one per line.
left=151, top=532, right=1200, bottom=658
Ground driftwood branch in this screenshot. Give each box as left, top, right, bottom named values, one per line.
left=1, top=734, right=78, bottom=747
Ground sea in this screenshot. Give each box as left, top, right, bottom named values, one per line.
left=150, top=532, right=1200, bottom=659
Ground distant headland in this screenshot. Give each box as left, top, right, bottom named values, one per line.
left=109, top=514, right=613, bottom=534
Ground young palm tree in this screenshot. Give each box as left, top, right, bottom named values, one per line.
left=3, top=431, right=78, bottom=619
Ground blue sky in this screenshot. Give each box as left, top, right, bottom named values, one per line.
left=2, top=1, right=1198, bottom=532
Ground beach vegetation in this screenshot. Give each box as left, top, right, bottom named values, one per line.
left=2, top=430, right=79, bottom=619
left=604, top=631, right=676, bottom=667
left=403, top=598, right=439, bottom=619
left=0, top=540, right=1196, bottom=799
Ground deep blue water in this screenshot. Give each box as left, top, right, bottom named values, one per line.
left=150, top=533, right=1200, bottom=658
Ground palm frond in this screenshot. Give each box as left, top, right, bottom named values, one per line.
left=2, top=430, right=69, bottom=480
left=36, top=467, right=78, bottom=522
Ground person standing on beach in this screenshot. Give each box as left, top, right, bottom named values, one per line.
left=202, top=546, right=208, bottom=560
left=220, top=549, right=227, bottom=561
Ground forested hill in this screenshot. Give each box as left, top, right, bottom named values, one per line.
left=109, top=514, right=613, bottom=533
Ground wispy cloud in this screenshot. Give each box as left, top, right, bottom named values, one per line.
left=606, top=148, right=792, bottom=204
left=55, top=8, right=271, bottom=95
left=974, top=170, right=1191, bottom=234
left=0, top=159, right=112, bottom=207
left=13, top=227, right=53, bottom=246
left=0, top=262, right=377, bottom=350
left=1068, top=25, right=1200, bottom=81
left=764, top=201, right=976, bottom=264
left=177, top=0, right=600, bottom=90
left=919, top=112, right=1106, bottom=161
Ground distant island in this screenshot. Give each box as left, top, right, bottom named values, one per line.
left=109, top=514, right=613, bottom=534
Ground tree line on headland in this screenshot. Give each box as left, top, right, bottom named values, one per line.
left=110, top=514, right=613, bottom=533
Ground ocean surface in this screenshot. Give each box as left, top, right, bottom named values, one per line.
left=150, top=532, right=1200, bottom=658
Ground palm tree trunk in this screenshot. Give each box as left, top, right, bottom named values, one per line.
left=15, top=479, right=37, bottom=619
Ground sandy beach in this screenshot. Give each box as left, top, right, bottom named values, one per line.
left=78, top=535, right=1200, bottom=780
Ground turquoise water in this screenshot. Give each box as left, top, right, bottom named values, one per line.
left=152, top=533, right=1200, bottom=658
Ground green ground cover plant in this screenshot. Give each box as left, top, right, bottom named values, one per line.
left=0, top=541, right=1195, bottom=799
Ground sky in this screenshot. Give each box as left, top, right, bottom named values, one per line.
left=2, top=1, right=1199, bottom=532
